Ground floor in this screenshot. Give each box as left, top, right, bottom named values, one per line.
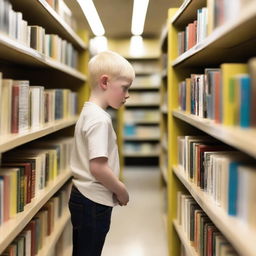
left=102, top=167, right=168, bottom=256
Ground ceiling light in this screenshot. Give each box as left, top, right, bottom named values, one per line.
left=131, top=0, right=149, bottom=36
left=77, top=0, right=105, bottom=36
left=129, top=36, right=145, bottom=57
left=90, top=36, right=108, bottom=55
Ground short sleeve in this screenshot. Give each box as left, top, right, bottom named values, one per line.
left=86, top=121, right=109, bottom=160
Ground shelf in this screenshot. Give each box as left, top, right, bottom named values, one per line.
left=161, top=165, right=168, bottom=184
left=124, top=136, right=160, bottom=141
left=10, top=0, right=86, bottom=50
left=171, top=0, right=206, bottom=28
left=125, top=102, right=160, bottom=107
left=124, top=152, right=159, bottom=157
left=38, top=209, right=70, bottom=256
left=172, top=1, right=256, bottom=67
left=0, top=34, right=86, bottom=82
left=172, top=110, right=256, bottom=158
left=130, top=86, right=160, bottom=90
left=160, top=25, right=168, bottom=52
left=173, top=220, right=197, bottom=256
left=0, top=116, right=78, bottom=153
left=173, top=165, right=256, bottom=256
left=0, top=170, right=72, bottom=254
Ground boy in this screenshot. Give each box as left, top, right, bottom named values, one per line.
left=69, top=51, right=135, bottom=256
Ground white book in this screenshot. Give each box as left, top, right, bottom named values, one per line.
left=1, top=79, right=12, bottom=135
left=13, top=80, right=30, bottom=133
left=30, top=86, right=44, bottom=129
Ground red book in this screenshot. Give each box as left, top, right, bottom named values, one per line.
left=11, top=85, right=19, bottom=133
left=26, top=220, right=36, bottom=256
left=2, top=162, right=32, bottom=204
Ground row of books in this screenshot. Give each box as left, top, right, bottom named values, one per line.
left=178, top=58, right=256, bottom=127
left=44, top=0, right=78, bottom=32
left=124, top=124, right=160, bottom=137
left=124, top=142, right=160, bottom=155
left=0, top=137, right=73, bottom=225
left=177, top=0, right=254, bottom=56
left=177, top=7, right=208, bottom=55
left=127, top=92, right=160, bottom=105
left=0, top=0, right=78, bottom=69
left=0, top=73, right=78, bottom=135
left=124, top=110, right=160, bottom=123
left=177, top=135, right=256, bottom=229
left=177, top=191, right=238, bottom=256
left=0, top=182, right=71, bottom=256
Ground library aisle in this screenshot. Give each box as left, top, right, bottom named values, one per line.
left=102, top=167, right=168, bottom=256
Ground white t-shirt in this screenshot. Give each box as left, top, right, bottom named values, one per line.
left=70, top=102, right=119, bottom=206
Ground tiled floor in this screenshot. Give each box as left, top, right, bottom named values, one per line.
left=102, top=167, right=168, bottom=256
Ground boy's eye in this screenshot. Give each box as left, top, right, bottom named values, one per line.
left=123, top=87, right=129, bottom=92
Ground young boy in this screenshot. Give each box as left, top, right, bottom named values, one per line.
left=69, top=50, right=135, bottom=256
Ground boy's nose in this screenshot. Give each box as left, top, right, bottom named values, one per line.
left=125, top=93, right=129, bottom=99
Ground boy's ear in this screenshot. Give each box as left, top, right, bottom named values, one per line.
left=99, top=75, right=109, bottom=90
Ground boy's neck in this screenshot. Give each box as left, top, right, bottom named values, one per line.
left=88, top=94, right=108, bottom=110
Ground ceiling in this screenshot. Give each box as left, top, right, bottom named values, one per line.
left=82, top=0, right=182, bottom=39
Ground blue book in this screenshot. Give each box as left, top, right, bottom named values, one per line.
left=240, top=76, right=251, bottom=128
left=228, top=162, right=239, bottom=216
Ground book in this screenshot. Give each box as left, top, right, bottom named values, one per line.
left=220, top=63, right=248, bottom=125
left=248, top=58, right=256, bottom=126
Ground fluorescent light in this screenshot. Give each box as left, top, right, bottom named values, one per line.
left=90, top=36, right=108, bottom=55
left=77, top=0, right=105, bottom=36
left=129, top=36, right=145, bottom=57
left=131, top=0, right=149, bottom=36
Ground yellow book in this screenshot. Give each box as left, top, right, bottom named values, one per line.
left=207, top=0, right=215, bottom=35
left=221, top=63, right=248, bottom=125
left=185, top=78, right=191, bottom=114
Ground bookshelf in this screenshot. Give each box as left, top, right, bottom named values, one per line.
left=0, top=0, right=89, bottom=253
left=0, top=170, right=71, bottom=254
left=123, top=58, right=161, bottom=165
left=164, top=1, right=256, bottom=256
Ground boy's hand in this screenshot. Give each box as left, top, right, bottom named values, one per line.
left=116, top=182, right=129, bottom=206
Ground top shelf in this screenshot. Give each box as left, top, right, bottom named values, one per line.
left=172, top=1, right=256, bottom=67
left=171, top=0, right=206, bottom=28
left=10, top=0, right=87, bottom=51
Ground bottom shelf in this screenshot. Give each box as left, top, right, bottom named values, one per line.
left=173, top=220, right=197, bottom=256
left=38, top=209, right=71, bottom=256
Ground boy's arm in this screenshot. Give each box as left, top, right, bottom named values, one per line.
left=89, top=157, right=129, bottom=206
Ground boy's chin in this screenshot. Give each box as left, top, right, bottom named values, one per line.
left=109, top=103, right=122, bottom=109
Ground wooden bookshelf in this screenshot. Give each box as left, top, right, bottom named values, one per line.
left=0, top=34, right=86, bottom=82
left=38, top=208, right=71, bottom=256
left=0, top=116, right=78, bottom=153
left=10, top=0, right=86, bottom=50
left=173, top=220, right=197, bottom=256
left=164, top=2, right=256, bottom=254
left=173, top=166, right=256, bottom=256
left=173, top=110, right=256, bottom=158
left=172, top=1, right=256, bottom=67
left=0, top=0, right=89, bottom=253
left=0, top=170, right=72, bottom=254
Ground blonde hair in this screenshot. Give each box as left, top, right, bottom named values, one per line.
left=88, top=51, right=135, bottom=89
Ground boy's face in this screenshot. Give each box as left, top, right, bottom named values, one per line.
left=105, top=76, right=132, bottom=109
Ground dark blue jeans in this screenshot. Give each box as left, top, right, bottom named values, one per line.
left=68, top=185, right=113, bottom=256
